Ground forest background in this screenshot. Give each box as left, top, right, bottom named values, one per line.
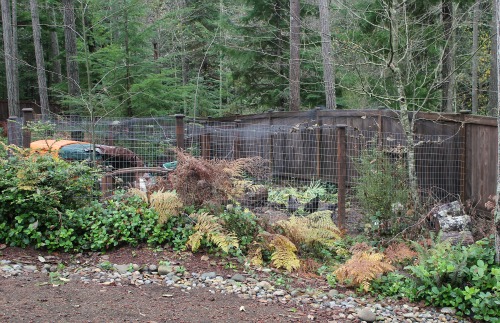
left=0, top=0, right=497, bottom=119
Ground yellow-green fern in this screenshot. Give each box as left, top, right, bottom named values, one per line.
left=276, top=211, right=341, bottom=249
left=149, top=190, right=183, bottom=224
left=187, top=212, right=239, bottom=253
left=268, top=234, right=300, bottom=271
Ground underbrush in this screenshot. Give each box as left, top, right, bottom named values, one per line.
left=0, top=148, right=498, bottom=322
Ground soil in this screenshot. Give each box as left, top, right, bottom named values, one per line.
left=0, top=245, right=340, bottom=322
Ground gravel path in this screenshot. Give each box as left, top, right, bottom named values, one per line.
left=0, top=252, right=472, bottom=323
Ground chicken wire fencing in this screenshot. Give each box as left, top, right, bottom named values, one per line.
left=7, top=113, right=464, bottom=215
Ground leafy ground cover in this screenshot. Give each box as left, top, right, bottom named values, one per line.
left=0, top=144, right=498, bottom=322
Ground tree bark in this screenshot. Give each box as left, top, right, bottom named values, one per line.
left=63, top=0, right=81, bottom=97
left=494, top=0, right=500, bottom=265
left=318, top=0, right=336, bottom=109
left=50, top=4, right=62, bottom=84
left=441, top=0, right=456, bottom=113
left=30, top=0, right=50, bottom=117
left=0, top=0, right=20, bottom=117
left=490, top=0, right=498, bottom=116
left=289, top=0, right=301, bottom=111
left=388, top=0, right=419, bottom=209
left=471, top=0, right=480, bottom=114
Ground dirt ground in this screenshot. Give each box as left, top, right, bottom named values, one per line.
left=0, top=245, right=338, bottom=322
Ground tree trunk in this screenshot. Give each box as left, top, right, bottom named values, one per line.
left=441, top=0, right=456, bottom=113
left=388, top=0, right=419, bottom=209
left=49, top=5, right=62, bottom=84
left=490, top=0, right=498, bottom=116
left=318, top=0, right=336, bottom=109
left=123, top=0, right=132, bottom=117
left=0, top=0, right=20, bottom=117
left=63, top=0, right=81, bottom=97
left=289, top=0, right=301, bottom=111
left=30, top=0, right=50, bottom=117
left=471, top=0, right=480, bottom=114
left=494, top=0, right=500, bottom=265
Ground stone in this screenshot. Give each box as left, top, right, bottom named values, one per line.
left=114, top=264, right=131, bottom=274
left=23, top=265, right=37, bottom=272
left=440, top=307, right=456, bottom=315
left=157, top=265, right=172, bottom=275
left=357, top=307, right=377, bottom=322
left=149, top=264, right=158, bottom=272
left=201, top=272, right=217, bottom=280
left=231, top=274, right=246, bottom=282
left=328, top=289, right=339, bottom=298
left=256, top=281, right=272, bottom=290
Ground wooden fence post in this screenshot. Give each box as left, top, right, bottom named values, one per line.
left=175, top=114, right=185, bottom=150
left=337, top=124, right=348, bottom=231
left=459, top=110, right=470, bottom=203
left=7, top=116, right=20, bottom=147
left=234, top=119, right=241, bottom=159
left=22, top=108, right=34, bottom=148
left=201, top=121, right=211, bottom=160
left=315, top=108, right=322, bottom=180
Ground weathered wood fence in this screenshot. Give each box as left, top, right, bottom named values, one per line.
left=7, top=108, right=497, bottom=214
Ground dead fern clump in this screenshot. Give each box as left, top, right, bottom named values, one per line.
left=383, top=242, right=417, bottom=266
left=275, top=211, right=341, bottom=251
left=169, top=149, right=247, bottom=207
left=334, top=251, right=395, bottom=292
left=238, top=156, right=271, bottom=181
left=249, top=232, right=301, bottom=272
left=186, top=212, right=239, bottom=253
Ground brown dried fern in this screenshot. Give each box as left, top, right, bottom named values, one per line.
left=383, top=242, right=417, bottom=265
left=334, top=251, right=395, bottom=292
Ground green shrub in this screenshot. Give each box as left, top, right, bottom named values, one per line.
left=354, top=147, right=409, bottom=235
left=372, top=238, right=500, bottom=322
left=219, top=206, right=260, bottom=252
left=0, top=153, right=101, bottom=248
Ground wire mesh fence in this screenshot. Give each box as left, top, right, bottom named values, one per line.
left=6, top=111, right=465, bottom=217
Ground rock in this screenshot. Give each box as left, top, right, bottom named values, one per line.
left=23, top=265, right=37, bottom=272
left=114, top=264, right=131, bottom=274
left=201, top=272, right=217, bottom=280
left=132, top=264, right=140, bottom=271
left=273, top=290, right=286, bottom=296
left=357, top=307, right=377, bottom=322
left=402, top=313, right=415, bottom=318
left=328, top=289, right=339, bottom=298
left=231, top=274, right=246, bottom=282
left=440, top=307, right=456, bottom=315
left=149, top=264, right=158, bottom=272
left=157, top=265, right=171, bottom=275
left=256, top=281, right=272, bottom=291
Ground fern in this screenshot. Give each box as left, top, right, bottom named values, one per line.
left=128, top=188, right=183, bottom=224
left=276, top=211, right=341, bottom=249
left=334, top=251, right=395, bottom=292
left=149, top=190, right=183, bottom=224
left=383, top=242, right=417, bottom=265
left=186, top=212, right=239, bottom=253
left=268, top=234, right=301, bottom=271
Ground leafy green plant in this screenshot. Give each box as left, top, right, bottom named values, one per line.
left=354, top=147, right=410, bottom=236
left=219, top=206, right=260, bottom=252
left=404, top=238, right=500, bottom=321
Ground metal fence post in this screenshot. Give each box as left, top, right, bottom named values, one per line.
left=336, top=124, right=348, bottom=231
left=175, top=114, right=185, bottom=150
left=22, top=108, right=34, bottom=148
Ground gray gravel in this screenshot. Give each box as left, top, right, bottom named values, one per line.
left=0, top=259, right=471, bottom=322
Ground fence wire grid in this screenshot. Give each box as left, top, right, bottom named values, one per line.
left=7, top=114, right=464, bottom=207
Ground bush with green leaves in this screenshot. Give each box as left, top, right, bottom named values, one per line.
left=219, top=205, right=260, bottom=252
left=0, top=152, right=101, bottom=248
left=371, top=238, right=500, bottom=322
left=354, top=147, right=409, bottom=235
